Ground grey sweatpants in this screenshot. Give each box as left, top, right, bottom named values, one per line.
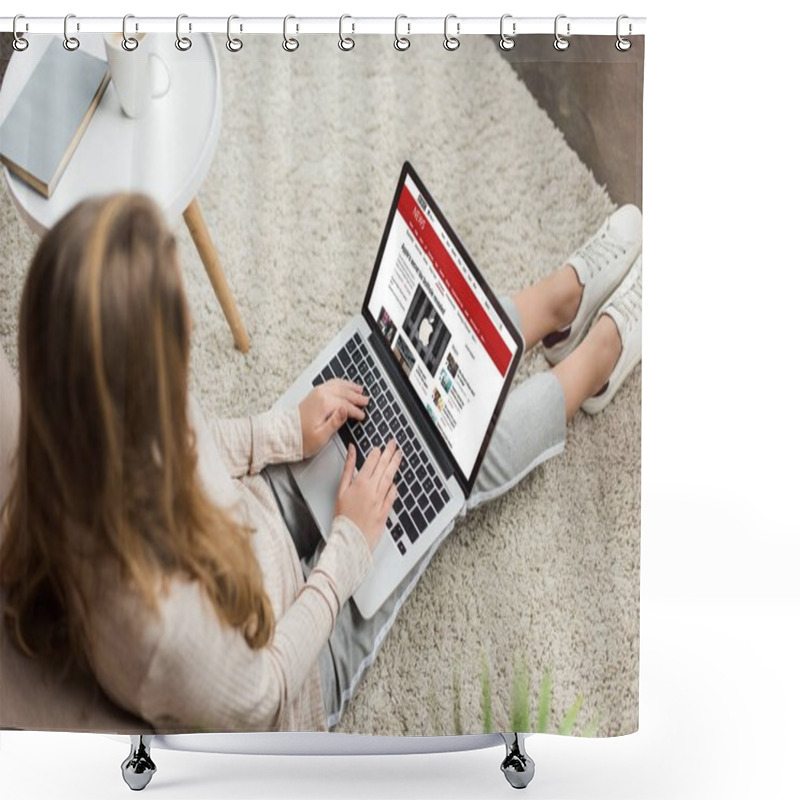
left=263, top=298, right=566, bottom=730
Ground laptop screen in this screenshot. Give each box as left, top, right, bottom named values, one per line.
left=364, top=165, right=521, bottom=488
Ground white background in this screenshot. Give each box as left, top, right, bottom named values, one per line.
left=2, top=1, right=798, bottom=798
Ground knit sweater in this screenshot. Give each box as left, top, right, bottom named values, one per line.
left=79, top=395, right=373, bottom=732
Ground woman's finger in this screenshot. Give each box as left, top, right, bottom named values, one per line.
left=337, top=444, right=357, bottom=498
left=373, top=439, right=397, bottom=483
left=333, top=379, right=364, bottom=397
left=346, top=389, right=370, bottom=407
left=344, top=400, right=366, bottom=421
left=331, top=381, right=369, bottom=408
left=360, top=444, right=382, bottom=478
left=380, top=484, right=397, bottom=520
left=379, top=447, right=403, bottom=494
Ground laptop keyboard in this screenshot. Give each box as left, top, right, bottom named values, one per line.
left=312, top=332, right=451, bottom=556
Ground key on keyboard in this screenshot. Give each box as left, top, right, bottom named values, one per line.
left=312, top=333, right=452, bottom=553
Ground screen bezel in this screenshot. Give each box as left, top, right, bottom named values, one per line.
left=361, top=161, right=524, bottom=497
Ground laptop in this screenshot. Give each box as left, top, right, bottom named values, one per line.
left=276, top=162, right=523, bottom=618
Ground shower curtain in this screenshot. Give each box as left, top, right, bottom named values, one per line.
left=0, top=26, right=643, bottom=740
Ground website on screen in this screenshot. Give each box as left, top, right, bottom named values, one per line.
left=367, top=175, right=517, bottom=477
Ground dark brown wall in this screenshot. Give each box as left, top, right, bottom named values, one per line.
left=498, top=34, right=644, bottom=210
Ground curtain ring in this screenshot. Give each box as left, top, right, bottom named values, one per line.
left=63, top=13, right=80, bottom=51
left=443, top=14, right=460, bottom=51
left=394, top=14, right=410, bottom=51
left=12, top=14, right=29, bottom=51
left=175, top=13, right=192, bottom=51
left=499, top=13, right=516, bottom=51
left=122, top=14, right=139, bottom=51
left=226, top=15, right=243, bottom=52
left=283, top=15, right=299, bottom=52
left=553, top=14, right=570, bottom=51
left=338, top=14, right=355, bottom=51
left=616, top=15, right=632, bottom=51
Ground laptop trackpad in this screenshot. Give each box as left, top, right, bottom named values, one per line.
left=296, top=439, right=345, bottom=540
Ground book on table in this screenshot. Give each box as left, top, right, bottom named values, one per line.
left=0, top=38, right=110, bottom=198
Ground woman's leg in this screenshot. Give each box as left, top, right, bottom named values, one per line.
left=510, top=264, right=623, bottom=422
left=312, top=201, right=643, bottom=726
left=315, top=261, right=634, bottom=728
left=1, top=344, right=20, bottom=510
left=510, top=265, right=583, bottom=350
left=465, top=297, right=568, bottom=510
left=310, top=249, right=636, bottom=728
left=316, top=293, right=574, bottom=730
left=551, top=317, right=621, bottom=420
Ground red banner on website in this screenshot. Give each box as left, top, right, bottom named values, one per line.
left=397, top=186, right=512, bottom=375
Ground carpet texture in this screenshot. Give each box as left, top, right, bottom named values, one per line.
left=0, top=33, right=640, bottom=737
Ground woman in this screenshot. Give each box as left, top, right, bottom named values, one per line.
left=0, top=193, right=641, bottom=732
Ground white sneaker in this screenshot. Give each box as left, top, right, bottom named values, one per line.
left=581, top=254, right=642, bottom=415
left=543, top=204, right=642, bottom=365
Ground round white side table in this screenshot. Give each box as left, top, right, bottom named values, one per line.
left=0, top=33, right=250, bottom=352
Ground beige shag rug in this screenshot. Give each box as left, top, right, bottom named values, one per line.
left=0, top=33, right=639, bottom=737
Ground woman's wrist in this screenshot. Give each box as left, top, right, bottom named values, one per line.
left=327, top=515, right=373, bottom=586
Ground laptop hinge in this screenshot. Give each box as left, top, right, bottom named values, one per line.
left=367, top=330, right=457, bottom=485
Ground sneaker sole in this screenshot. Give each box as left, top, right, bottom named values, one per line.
left=543, top=209, right=643, bottom=365
left=543, top=293, right=609, bottom=367
left=581, top=354, right=641, bottom=415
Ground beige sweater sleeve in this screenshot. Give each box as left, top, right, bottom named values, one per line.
left=138, top=514, right=372, bottom=732
left=205, top=406, right=304, bottom=478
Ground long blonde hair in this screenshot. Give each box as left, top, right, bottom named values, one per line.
left=1, top=193, right=274, bottom=667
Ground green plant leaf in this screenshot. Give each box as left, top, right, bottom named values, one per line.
left=510, top=658, right=531, bottom=732
left=557, top=694, right=584, bottom=736
left=536, top=670, right=552, bottom=733
left=452, top=666, right=463, bottom=736
left=581, top=712, right=602, bottom=738
left=481, top=654, right=493, bottom=734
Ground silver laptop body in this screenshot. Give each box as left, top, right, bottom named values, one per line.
left=275, top=162, right=523, bottom=618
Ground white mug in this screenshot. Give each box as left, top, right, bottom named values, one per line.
left=103, top=32, right=170, bottom=119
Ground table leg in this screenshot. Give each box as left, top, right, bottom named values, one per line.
left=183, top=198, right=251, bottom=353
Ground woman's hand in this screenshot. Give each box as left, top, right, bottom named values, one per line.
left=335, top=440, right=403, bottom=551
left=299, top=379, right=369, bottom=459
